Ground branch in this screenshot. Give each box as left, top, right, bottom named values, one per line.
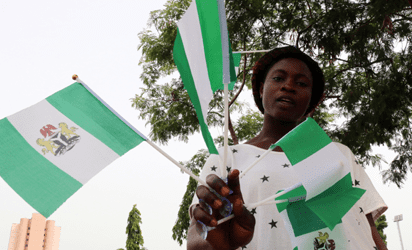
left=305, top=0, right=313, bottom=19
left=296, top=13, right=327, bottom=46
left=326, top=95, right=341, bottom=98
left=393, top=13, right=412, bottom=20
left=228, top=112, right=238, bottom=145
left=208, top=111, right=224, bottom=118
left=392, top=18, right=412, bottom=23
left=332, top=58, right=392, bottom=79
left=296, top=32, right=300, bottom=48
left=229, top=51, right=248, bottom=107
left=336, top=58, right=349, bottom=63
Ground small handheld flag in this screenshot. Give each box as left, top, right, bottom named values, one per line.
left=0, top=80, right=147, bottom=217
left=1, top=76, right=216, bottom=218
left=270, top=118, right=366, bottom=249
left=173, top=0, right=239, bottom=156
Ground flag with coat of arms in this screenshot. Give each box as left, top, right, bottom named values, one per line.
left=0, top=80, right=147, bottom=218
left=270, top=118, right=366, bottom=250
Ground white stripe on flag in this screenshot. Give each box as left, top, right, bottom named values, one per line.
left=292, top=143, right=350, bottom=201
left=7, top=100, right=119, bottom=184
left=177, top=1, right=213, bottom=122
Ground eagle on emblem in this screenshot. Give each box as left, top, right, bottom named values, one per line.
left=37, top=123, right=81, bottom=156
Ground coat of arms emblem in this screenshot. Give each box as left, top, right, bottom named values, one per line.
left=36, top=123, right=81, bottom=156
left=313, top=231, right=336, bottom=250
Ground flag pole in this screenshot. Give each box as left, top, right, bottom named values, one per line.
left=217, top=0, right=230, bottom=179
left=145, top=140, right=210, bottom=188
left=223, top=82, right=229, bottom=179
left=71, top=75, right=211, bottom=189
left=239, top=147, right=273, bottom=178
left=233, top=49, right=271, bottom=54
left=216, top=182, right=302, bottom=225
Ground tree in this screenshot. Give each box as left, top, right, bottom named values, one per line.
left=134, top=0, right=412, bottom=244
left=125, top=204, right=145, bottom=250
left=375, top=214, right=388, bottom=246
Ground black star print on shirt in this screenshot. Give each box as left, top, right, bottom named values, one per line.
left=373, top=247, right=378, bottom=250
left=256, top=155, right=260, bottom=158
left=250, top=208, right=257, bottom=215
left=241, top=245, right=247, bottom=249
left=226, top=166, right=231, bottom=172
left=232, top=149, right=238, bottom=153
left=211, top=166, right=217, bottom=172
left=355, top=179, right=360, bottom=186
left=360, top=207, right=364, bottom=213
left=269, top=220, right=278, bottom=228
left=282, top=163, right=290, bottom=168
left=261, top=175, right=269, bottom=182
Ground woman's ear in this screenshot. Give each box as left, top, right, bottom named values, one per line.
left=260, top=82, right=264, bottom=98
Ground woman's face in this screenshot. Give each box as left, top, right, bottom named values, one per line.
left=260, top=57, right=313, bottom=123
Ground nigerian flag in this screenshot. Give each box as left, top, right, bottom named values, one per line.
left=173, top=0, right=238, bottom=154
left=272, top=118, right=366, bottom=250
left=0, top=82, right=146, bottom=218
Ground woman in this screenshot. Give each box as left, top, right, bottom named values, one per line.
left=187, top=46, right=387, bottom=250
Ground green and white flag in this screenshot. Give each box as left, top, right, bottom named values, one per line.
left=173, top=0, right=238, bottom=154
left=271, top=118, right=366, bottom=249
left=0, top=82, right=146, bottom=218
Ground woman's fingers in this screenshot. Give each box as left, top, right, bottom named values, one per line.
left=196, top=185, right=223, bottom=210
left=233, top=198, right=255, bottom=232
left=227, top=169, right=243, bottom=199
left=192, top=203, right=217, bottom=227
left=206, top=174, right=230, bottom=197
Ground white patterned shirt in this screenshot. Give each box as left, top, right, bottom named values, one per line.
left=190, top=142, right=387, bottom=250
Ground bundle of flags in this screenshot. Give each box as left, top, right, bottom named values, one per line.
left=272, top=118, right=366, bottom=250
left=0, top=82, right=147, bottom=217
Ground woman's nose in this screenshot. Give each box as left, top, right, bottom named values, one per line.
left=280, top=78, right=296, bottom=92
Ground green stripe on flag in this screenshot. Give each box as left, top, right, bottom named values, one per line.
left=276, top=173, right=365, bottom=235
left=0, top=118, right=82, bottom=218
left=46, top=83, right=145, bottom=156
left=228, top=40, right=238, bottom=85
left=195, top=0, right=223, bottom=93
left=173, top=31, right=218, bottom=154
left=286, top=199, right=341, bottom=237
left=271, top=118, right=332, bottom=165
left=232, top=52, right=242, bottom=72
left=305, top=173, right=366, bottom=230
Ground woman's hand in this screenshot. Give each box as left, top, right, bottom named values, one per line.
left=188, top=169, right=255, bottom=250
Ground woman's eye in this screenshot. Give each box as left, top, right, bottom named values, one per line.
left=297, top=82, right=307, bottom=86
left=273, top=77, right=283, bottom=81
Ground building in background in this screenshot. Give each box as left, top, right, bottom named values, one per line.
left=7, top=213, right=60, bottom=250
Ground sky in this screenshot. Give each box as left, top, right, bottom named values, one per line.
left=0, top=1, right=411, bottom=250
